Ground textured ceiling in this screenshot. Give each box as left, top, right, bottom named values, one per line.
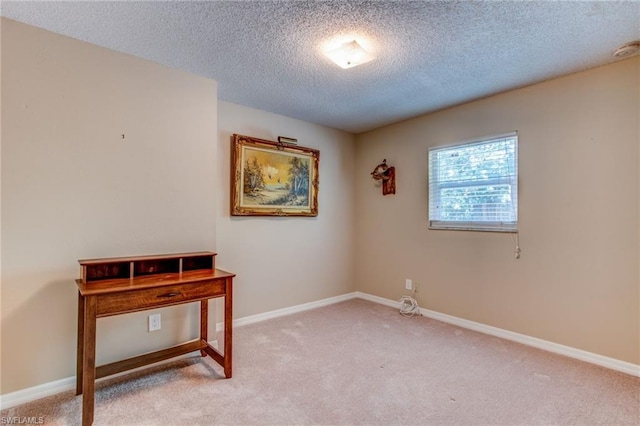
left=2, top=1, right=639, bottom=134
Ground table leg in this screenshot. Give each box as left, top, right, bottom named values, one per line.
left=224, top=278, right=233, bottom=378
left=200, top=300, right=208, bottom=357
left=76, top=292, right=85, bottom=395
left=82, top=296, right=97, bottom=426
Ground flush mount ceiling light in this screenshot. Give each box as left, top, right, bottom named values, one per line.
left=613, top=41, right=640, bottom=58
left=324, top=40, right=375, bottom=69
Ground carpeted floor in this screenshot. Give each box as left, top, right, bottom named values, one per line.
left=2, top=298, right=639, bottom=425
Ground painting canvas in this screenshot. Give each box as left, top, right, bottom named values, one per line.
left=231, top=134, right=319, bottom=216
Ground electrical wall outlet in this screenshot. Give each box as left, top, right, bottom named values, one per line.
left=148, top=313, right=161, bottom=332
left=405, top=279, right=412, bottom=291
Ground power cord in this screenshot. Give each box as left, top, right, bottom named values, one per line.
left=399, top=294, right=421, bottom=317
left=511, top=232, right=521, bottom=259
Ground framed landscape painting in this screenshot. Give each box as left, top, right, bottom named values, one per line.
left=231, top=134, right=319, bottom=216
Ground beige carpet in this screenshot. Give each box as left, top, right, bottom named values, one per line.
left=2, top=299, right=639, bottom=425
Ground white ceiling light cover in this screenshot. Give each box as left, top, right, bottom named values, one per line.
left=324, top=39, right=375, bottom=69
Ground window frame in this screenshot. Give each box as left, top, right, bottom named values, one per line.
left=428, top=132, right=518, bottom=233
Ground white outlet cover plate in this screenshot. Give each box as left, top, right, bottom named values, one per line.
left=148, top=314, right=161, bottom=331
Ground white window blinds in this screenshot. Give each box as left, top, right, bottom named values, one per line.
left=428, top=132, right=518, bottom=232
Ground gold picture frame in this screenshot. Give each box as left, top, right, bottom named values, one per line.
left=231, top=134, right=319, bottom=216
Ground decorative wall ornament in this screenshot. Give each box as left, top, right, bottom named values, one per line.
left=371, top=159, right=395, bottom=195
left=231, top=134, right=319, bottom=216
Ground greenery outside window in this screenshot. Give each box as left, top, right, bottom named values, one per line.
left=428, top=132, right=518, bottom=232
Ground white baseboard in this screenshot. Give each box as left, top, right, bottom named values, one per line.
left=356, top=291, right=640, bottom=377
left=0, top=376, right=76, bottom=411
left=216, top=292, right=359, bottom=332
left=356, top=292, right=399, bottom=309
left=3, top=290, right=637, bottom=409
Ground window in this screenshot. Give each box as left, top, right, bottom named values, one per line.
left=428, top=132, right=518, bottom=232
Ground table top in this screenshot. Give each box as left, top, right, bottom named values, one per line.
left=76, top=268, right=235, bottom=296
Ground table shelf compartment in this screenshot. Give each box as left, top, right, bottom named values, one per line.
left=85, top=262, right=130, bottom=282
left=182, top=255, right=215, bottom=272
left=134, top=258, right=180, bottom=276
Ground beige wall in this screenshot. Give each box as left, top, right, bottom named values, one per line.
left=216, top=102, right=356, bottom=319
left=1, top=19, right=357, bottom=395
left=355, top=57, right=640, bottom=364
left=1, top=19, right=218, bottom=393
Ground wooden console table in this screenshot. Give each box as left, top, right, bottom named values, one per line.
left=75, top=252, right=234, bottom=425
